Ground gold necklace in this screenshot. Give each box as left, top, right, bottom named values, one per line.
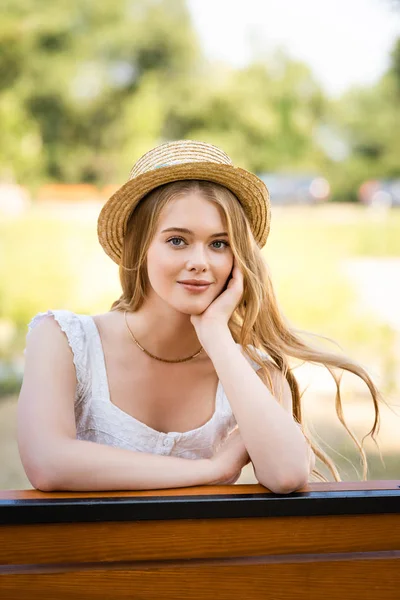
left=124, top=310, right=203, bottom=363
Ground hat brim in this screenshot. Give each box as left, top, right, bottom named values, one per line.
left=97, top=162, right=270, bottom=264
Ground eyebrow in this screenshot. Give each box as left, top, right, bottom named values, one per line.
left=161, top=227, right=229, bottom=238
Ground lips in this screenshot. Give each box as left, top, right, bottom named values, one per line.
left=178, top=280, right=211, bottom=285
left=178, top=282, right=211, bottom=293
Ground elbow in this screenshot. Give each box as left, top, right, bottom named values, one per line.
left=256, top=445, right=315, bottom=494
left=256, top=467, right=310, bottom=495
left=20, top=449, right=66, bottom=492
left=33, top=476, right=59, bottom=493
left=24, top=462, right=62, bottom=492
left=269, top=477, right=308, bottom=495
left=19, top=437, right=76, bottom=492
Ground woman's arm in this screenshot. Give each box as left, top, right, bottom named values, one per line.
left=23, top=438, right=214, bottom=492
left=17, top=317, right=214, bottom=492
left=203, top=328, right=312, bottom=494
left=256, top=363, right=316, bottom=477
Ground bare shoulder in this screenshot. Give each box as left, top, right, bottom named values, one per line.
left=91, top=309, right=123, bottom=336
left=26, top=313, right=71, bottom=351
left=24, top=314, right=76, bottom=381
left=91, top=310, right=119, bottom=323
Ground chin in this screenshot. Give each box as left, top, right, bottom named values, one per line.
left=167, top=297, right=211, bottom=315
left=177, top=302, right=208, bottom=315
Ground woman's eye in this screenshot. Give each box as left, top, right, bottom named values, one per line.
left=168, top=237, right=185, bottom=246
left=166, top=237, right=229, bottom=250
left=212, top=241, right=229, bottom=249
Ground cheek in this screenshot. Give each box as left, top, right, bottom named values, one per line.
left=146, top=248, right=178, bottom=288
left=222, top=260, right=234, bottom=282
left=211, top=266, right=233, bottom=295
left=147, top=244, right=167, bottom=270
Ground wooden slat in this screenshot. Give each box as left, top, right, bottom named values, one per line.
left=1, top=513, right=400, bottom=565
left=1, top=556, right=400, bottom=600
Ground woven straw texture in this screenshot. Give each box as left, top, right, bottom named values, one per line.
left=98, top=140, right=270, bottom=264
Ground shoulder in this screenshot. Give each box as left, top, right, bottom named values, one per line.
left=26, top=308, right=88, bottom=352
left=91, top=310, right=126, bottom=346
left=24, top=312, right=78, bottom=382
left=28, top=309, right=82, bottom=335
left=25, top=309, right=92, bottom=396
left=26, top=309, right=87, bottom=353
left=27, top=310, right=76, bottom=345
left=91, top=310, right=121, bottom=330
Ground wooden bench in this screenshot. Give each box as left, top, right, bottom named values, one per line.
left=1, top=481, right=399, bottom=599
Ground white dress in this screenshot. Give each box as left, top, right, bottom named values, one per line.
left=27, top=310, right=265, bottom=482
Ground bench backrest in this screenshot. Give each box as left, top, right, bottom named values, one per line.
left=1, top=481, right=399, bottom=599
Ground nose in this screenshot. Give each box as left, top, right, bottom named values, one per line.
left=185, top=243, right=209, bottom=271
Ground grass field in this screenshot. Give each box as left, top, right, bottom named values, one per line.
left=0, top=203, right=399, bottom=488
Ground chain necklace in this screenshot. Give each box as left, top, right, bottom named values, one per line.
left=124, top=310, right=203, bottom=363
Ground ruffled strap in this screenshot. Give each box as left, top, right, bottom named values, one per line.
left=26, top=309, right=90, bottom=403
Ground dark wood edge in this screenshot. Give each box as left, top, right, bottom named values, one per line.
left=1, top=481, right=400, bottom=525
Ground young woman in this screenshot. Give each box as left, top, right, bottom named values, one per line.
left=17, top=140, right=382, bottom=493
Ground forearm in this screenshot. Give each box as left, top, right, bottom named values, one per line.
left=206, top=330, right=310, bottom=493
left=29, top=438, right=214, bottom=492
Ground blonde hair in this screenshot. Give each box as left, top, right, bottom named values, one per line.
left=111, top=180, right=383, bottom=482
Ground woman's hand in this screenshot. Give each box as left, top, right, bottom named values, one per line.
left=208, top=427, right=251, bottom=485
left=190, top=256, right=244, bottom=348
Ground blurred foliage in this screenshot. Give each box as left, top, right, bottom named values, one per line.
left=0, top=368, right=22, bottom=398
left=324, top=38, right=400, bottom=202
left=1, top=0, right=399, bottom=198
left=0, top=0, right=200, bottom=186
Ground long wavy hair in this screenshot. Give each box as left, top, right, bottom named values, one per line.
left=110, top=179, right=383, bottom=482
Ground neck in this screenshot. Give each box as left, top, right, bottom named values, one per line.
left=124, top=305, right=203, bottom=362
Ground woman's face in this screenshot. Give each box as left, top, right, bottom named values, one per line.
left=145, top=191, right=234, bottom=315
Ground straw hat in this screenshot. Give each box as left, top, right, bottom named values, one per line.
left=97, top=140, right=271, bottom=264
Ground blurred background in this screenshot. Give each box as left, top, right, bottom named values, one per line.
left=1, top=0, right=399, bottom=488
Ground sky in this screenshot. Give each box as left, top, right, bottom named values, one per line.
left=187, top=0, right=400, bottom=97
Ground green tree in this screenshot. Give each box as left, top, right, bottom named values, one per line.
left=325, top=36, right=400, bottom=201
left=0, top=0, right=200, bottom=186
left=162, top=50, right=329, bottom=175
